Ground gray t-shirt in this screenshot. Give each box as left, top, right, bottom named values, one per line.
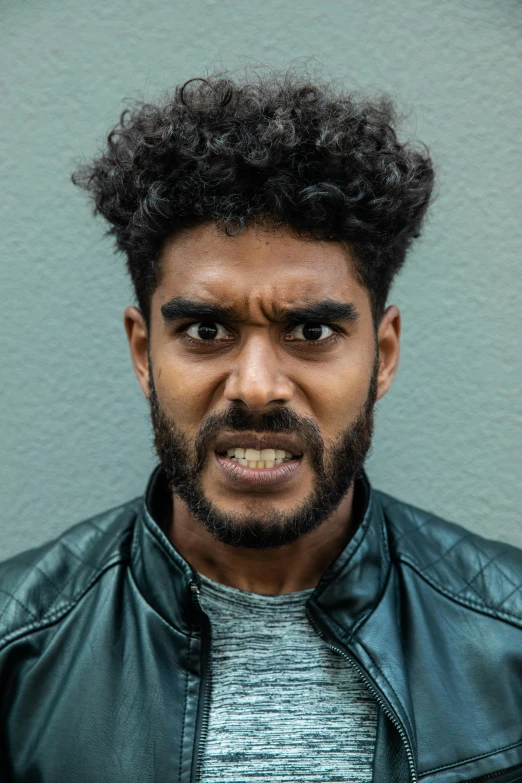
left=198, top=573, right=378, bottom=783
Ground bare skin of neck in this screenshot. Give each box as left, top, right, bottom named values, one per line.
left=168, top=487, right=355, bottom=595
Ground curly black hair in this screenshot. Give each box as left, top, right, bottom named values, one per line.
left=73, top=70, right=435, bottom=326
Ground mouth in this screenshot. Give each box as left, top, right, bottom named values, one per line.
left=213, top=433, right=304, bottom=491
left=217, top=447, right=298, bottom=469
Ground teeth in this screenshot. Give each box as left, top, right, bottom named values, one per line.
left=224, top=446, right=298, bottom=468
left=229, top=447, right=295, bottom=462
left=227, top=457, right=290, bottom=468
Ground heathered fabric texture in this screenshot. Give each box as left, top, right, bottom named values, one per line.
left=198, top=574, right=378, bottom=782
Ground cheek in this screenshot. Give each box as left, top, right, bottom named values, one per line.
left=153, top=356, right=219, bottom=430
left=299, top=357, right=374, bottom=439
left=315, top=386, right=368, bottom=438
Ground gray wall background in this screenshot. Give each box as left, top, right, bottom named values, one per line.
left=1, top=0, right=521, bottom=560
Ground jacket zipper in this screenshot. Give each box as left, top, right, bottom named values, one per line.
left=190, top=582, right=212, bottom=783
left=188, top=582, right=417, bottom=783
left=307, top=608, right=417, bottom=783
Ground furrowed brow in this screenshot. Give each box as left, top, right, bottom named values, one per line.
left=283, top=301, right=360, bottom=324
left=161, top=297, right=240, bottom=323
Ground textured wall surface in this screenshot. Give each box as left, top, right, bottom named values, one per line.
left=1, top=0, right=521, bottom=559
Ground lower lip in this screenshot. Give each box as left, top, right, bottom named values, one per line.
left=215, top=454, right=302, bottom=491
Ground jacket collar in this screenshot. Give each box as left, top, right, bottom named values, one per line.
left=309, top=468, right=391, bottom=630
left=131, top=464, right=390, bottom=638
left=131, top=466, right=196, bottom=636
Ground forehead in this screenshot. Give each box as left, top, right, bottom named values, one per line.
left=155, top=222, right=367, bottom=310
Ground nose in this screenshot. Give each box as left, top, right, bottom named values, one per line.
left=223, top=334, right=294, bottom=410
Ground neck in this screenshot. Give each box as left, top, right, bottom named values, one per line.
left=167, top=487, right=357, bottom=595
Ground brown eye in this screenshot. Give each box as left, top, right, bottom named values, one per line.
left=288, top=323, right=334, bottom=341
left=186, top=321, right=229, bottom=340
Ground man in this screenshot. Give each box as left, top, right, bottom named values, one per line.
left=1, top=71, right=521, bottom=783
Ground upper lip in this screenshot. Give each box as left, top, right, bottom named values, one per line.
left=213, top=432, right=304, bottom=457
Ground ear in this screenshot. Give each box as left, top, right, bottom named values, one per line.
left=376, top=305, right=401, bottom=401
left=124, top=306, right=150, bottom=399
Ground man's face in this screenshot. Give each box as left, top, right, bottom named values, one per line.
left=130, top=223, right=398, bottom=548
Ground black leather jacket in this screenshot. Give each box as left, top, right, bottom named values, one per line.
left=1, top=466, right=522, bottom=782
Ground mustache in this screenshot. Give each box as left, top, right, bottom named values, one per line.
left=194, top=405, right=325, bottom=472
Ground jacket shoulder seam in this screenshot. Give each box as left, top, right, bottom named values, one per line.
left=0, top=555, right=125, bottom=652
left=397, top=553, right=522, bottom=629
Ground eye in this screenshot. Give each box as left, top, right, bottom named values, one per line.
left=287, top=323, right=334, bottom=341
left=185, top=321, right=231, bottom=341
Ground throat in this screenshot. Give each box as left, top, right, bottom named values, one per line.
left=168, top=485, right=357, bottom=595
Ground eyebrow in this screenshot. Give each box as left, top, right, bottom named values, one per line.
left=282, top=301, right=360, bottom=324
left=160, top=296, right=360, bottom=324
left=161, top=298, right=241, bottom=323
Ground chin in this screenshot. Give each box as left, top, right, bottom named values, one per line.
left=210, top=497, right=301, bottom=519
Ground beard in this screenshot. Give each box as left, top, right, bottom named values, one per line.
left=148, top=358, right=378, bottom=550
